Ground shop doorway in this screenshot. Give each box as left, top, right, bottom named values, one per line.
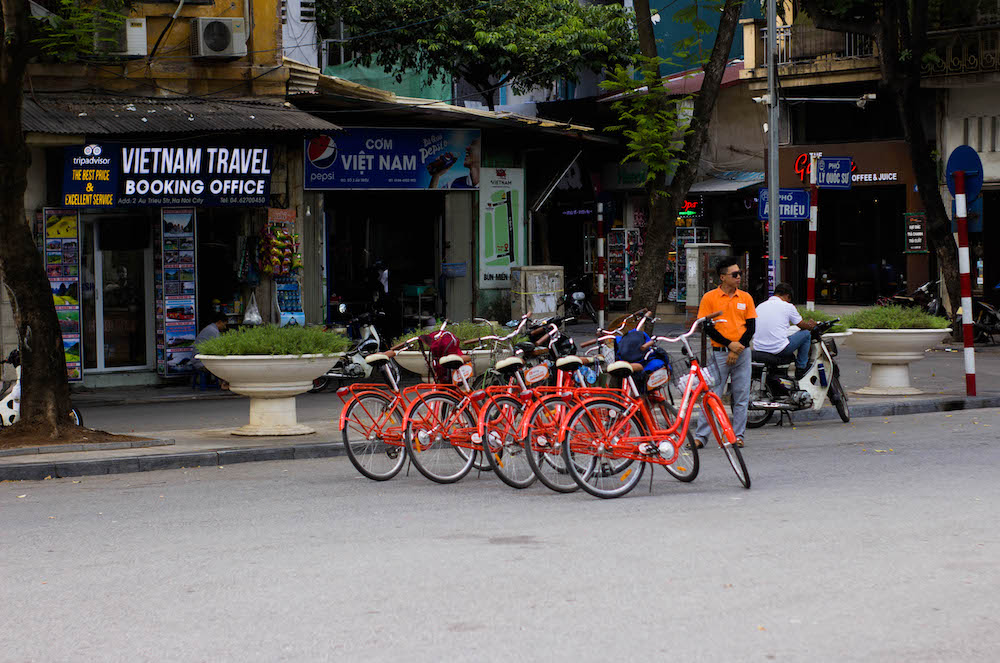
left=81, top=216, right=155, bottom=371
left=788, top=185, right=906, bottom=304
left=326, top=192, right=442, bottom=334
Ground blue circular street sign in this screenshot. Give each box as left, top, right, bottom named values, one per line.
left=946, top=145, right=984, bottom=200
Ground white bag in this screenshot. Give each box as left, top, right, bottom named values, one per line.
left=243, top=290, right=263, bottom=326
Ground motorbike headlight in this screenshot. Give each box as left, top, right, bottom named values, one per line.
left=338, top=303, right=348, bottom=314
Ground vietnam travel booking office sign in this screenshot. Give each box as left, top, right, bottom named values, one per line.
left=479, top=168, right=525, bottom=289
left=304, top=128, right=481, bottom=190
left=62, top=143, right=273, bottom=207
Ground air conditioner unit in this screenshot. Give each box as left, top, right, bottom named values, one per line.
left=190, top=16, right=247, bottom=59
left=94, top=17, right=147, bottom=57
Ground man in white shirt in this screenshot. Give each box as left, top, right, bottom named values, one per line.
left=753, top=283, right=817, bottom=379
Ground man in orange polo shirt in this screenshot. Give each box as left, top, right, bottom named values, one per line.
left=695, top=256, right=756, bottom=448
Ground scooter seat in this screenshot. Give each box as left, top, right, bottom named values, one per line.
left=751, top=350, right=792, bottom=366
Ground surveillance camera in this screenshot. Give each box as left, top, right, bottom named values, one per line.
left=856, top=99, right=867, bottom=109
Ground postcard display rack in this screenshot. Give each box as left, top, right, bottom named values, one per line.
left=156, top=208, right=198, bottom=376
left=607, top=229, right=641, bottom=302
left=40, top=208, right=83, bottom=381
left=673, top=226, right=710, bottom=304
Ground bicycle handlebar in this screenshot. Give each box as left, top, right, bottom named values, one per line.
left=640, top=311, right=724, bottom=351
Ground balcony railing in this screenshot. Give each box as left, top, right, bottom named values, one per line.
left=921, top=26, right=1000, bottom=77
left=761, top=25, right=874, bottom=66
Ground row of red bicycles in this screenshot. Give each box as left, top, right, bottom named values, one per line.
left=337, top=309, right=750, bottom=499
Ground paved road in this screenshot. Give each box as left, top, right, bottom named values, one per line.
left=4, top=409, right=999, bottom=662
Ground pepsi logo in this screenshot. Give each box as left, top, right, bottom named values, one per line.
left=308, top=135, right=338, bottom=169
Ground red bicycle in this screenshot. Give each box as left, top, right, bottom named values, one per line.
left=560, top=312, right=750, bottom=498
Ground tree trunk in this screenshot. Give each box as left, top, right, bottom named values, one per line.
left=1, top=0, right=74, bottom=435
left=878, top=1, right=960, bottom=315
left=628, top=0, right=743, bottom=312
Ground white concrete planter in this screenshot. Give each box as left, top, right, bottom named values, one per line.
left=844, top=328, right=950, bottom=395
left=394, top=349, right=495, bottom=376
left=196, top=354, right=334, bottom=436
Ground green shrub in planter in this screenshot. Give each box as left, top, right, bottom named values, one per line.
left=391, top=320, right=525, bottom=348
left=196, top=325, right=351, bottom=356
left=840, top=305, right=950, bottom=330
left=796, top=307, right=847, bottom=334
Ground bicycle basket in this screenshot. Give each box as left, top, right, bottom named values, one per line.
left=670, top=360, right=721, bottom=393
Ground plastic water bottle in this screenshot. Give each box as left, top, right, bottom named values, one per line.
left=579, top=365, right=597, bottom=385
left=817, top=363, right=828, bottom=387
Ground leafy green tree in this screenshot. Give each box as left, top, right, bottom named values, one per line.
left=601, top=0, right=744, bottom=312
left=796, top=0, right=961, bottom=315
left=316, top=0, right=637, bottom=110
left=0, top=0, right=121, bottom=435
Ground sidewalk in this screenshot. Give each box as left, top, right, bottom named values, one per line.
left=3, top=332, right=999, bottom=481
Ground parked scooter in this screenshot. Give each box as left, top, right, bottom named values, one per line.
left=560, top=274, right=598, bottom=322
left=309, top=308, right=400, bottom=393
left=746, top=319, right=849, bottom=428
left=1, top=349, right=83, bottom=427
left=879, top=280, right=942, bottom=315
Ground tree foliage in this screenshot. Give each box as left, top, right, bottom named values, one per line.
left=599, top=0, right=744, bottom=312
left=796, top=0, right=962, bottom=315
left=315, top=0, right=637, bottom=109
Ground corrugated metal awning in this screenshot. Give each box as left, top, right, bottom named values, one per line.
left=23, top=94, right=340, bottom=135
left=688, top=171, right=765, bottom=194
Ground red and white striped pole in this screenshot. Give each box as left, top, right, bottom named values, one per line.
left=806, top=153, right=818, bottom=310
left=596, top=202, right=606, bottom=330
left=954, top=170, right=977, bottom=396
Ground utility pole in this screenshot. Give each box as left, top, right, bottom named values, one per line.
left=766, top=0, right=781, bottom=293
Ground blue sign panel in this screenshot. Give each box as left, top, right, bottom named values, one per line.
left=758, top=188, right=810, bottom=221
left=816, top=156, right=853, bottom=189
left=304, top=128, right=482, bottom=190
left=946, top=144, right=984, bottom=200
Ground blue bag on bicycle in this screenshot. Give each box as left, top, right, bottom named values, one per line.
left=616, top=329, right=669, bottom=373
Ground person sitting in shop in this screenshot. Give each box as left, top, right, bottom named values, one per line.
left=192, top=312, right=229, bottom=389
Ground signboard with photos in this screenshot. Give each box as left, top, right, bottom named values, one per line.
left=479, top=167, right=525, bottom=289
left=41, top=208, right=83, bottom=381
left=157, top=208, right=198, bottom=376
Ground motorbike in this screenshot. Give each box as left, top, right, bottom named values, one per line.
left=1, top=349, right=83, bottom=427
left=879, top=280, right=943, bottom=316
left=746, top=319, right=849, bottom=428
left=308, top=307, right=400, bottom=393
left=560, top=274, right=598, bottom=323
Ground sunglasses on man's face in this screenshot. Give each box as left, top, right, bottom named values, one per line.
left=726, top=270, right=742, bottom=278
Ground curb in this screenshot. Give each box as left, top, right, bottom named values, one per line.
left=3, top=396, right=1000, bottom=482
left=73, top=393, right=240, bottom=408
left=0, top=440, right=347, bottom=482
left=764, top=394, right=1000, bottom=424
left=0, top=438, right=175, bottom=458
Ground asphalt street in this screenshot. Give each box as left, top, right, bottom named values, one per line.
left=3, top=408, right=999, bottom=662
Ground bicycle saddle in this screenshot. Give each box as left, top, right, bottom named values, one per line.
left=555, top=355, right=583, bottom=372
left=438, top=354, right=466, bottom=369
left=607, top=361, right=637, bottom=379
left=495, top=356, right=524, bottom=374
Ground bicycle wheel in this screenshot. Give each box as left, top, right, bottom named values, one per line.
left=703, top=396, right=751, bottom=489
left=648, top=401, right=699, bottom=482
left=69, top=408, right=83, bottom=426
left=829, top=376, right=850, bottom=423
left=745, top=375, right=772, bottom=428
left=342, top=392, right=406, bottom=481
left=563, top=398, right=645, bottom=499
left=309, top=376, right=331, bottom=393
left=405, top=392, right=477, bottom=484
left=524, top=395, right=584, bottom=493
left=481, top=396, right=534, bottom=489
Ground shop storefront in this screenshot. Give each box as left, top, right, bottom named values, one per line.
left=778, top=141, right=922, bottom=304
left=305, top=127, right=486, bottom=332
